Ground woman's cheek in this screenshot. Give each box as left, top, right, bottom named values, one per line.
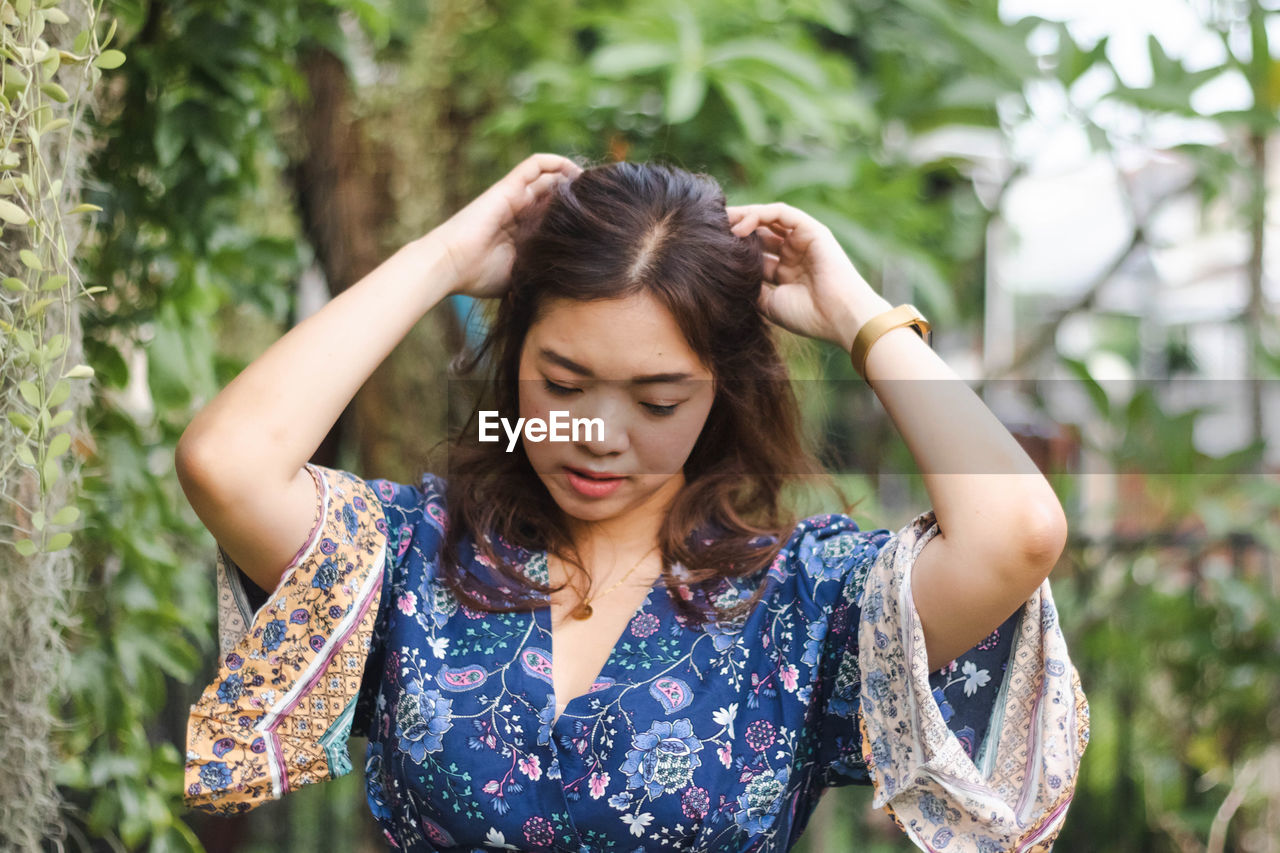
left=636, top=424, right=698, bottom=473
left=517, top=386, right=559, bottom=426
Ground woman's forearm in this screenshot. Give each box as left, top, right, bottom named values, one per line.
left=176, top=235, right=458, bottom=495
left=833, top=292, right=1067, bottom=571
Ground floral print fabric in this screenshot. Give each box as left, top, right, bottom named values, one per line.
left=184, top=464, right=389, bottom=811
left=852, top=501, right=1090, bottom=850
left=185, top=463, right=1089, bottom=851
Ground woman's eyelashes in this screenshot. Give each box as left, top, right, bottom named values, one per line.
left=541, top=378, right=577, bottom=397
left=541, top=378, right=680, bottom=417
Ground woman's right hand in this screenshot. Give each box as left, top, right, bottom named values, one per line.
left=427, top=152, right=583, bottom=300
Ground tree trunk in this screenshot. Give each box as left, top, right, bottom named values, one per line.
left=286, top=46, right=459, bottom=484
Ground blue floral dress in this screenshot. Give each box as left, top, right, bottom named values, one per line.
left=185, top=463, right=1090, bottom=852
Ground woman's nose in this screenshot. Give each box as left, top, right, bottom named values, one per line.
left=573, top=394, right=631, bottom=456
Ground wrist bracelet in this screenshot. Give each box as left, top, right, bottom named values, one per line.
left=849, top=303, right=932, bottom=384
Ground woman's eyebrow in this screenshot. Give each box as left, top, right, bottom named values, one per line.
left=537, top=347, right=695, bottom=384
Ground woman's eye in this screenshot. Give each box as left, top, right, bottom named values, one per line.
left=543, top=378, right=675, bottom=414
left=543, top=379, right=580, bottom=396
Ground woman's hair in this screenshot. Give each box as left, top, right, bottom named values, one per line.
left=432, top=158, right=854, bottom=626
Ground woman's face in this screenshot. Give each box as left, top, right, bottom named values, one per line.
left=517, top=291, right=716, bottom=528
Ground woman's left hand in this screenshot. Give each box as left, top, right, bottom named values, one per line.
left=726, top=202, right=889, bottom=351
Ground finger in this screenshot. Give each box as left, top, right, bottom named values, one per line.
left=756, top=218, right=794, bottom=241
left=762, top=251, right=779, bottom=283
left=757, top=281, right=779, bottom=319
left=739, top=201, right=813, bottom=232
left=726, top=206, right=759, bottom=237
left=511, top=153, right=583, bottom=188
left=728, top=204, right=801, bottom=243
left=755, top=227, right=785, bottom=254
left=529, top=152, right=583, bottom=178
left=524, top=169, right=569, bottom=200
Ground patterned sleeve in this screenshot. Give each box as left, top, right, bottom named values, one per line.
left=183, top=462, right=426, bottom=814
left=803, top=509, right=1090, bottom=850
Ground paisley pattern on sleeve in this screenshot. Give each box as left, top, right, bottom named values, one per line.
left=183, top=463, right=390, bottom=814
left=856, top=509, right=1091, bottom=851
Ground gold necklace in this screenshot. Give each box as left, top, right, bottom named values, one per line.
left=565, top=545, right=660, bottom=620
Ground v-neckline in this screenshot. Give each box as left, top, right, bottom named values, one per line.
left=530, top=546, right=671, bottom=729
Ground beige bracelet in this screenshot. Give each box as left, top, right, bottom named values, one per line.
left=849, top=303, right=932, bottom=384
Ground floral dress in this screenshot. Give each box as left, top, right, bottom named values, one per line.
left=185, top=463, right=1090, bottom=851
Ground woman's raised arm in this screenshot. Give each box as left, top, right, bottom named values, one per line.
left=175, top=152, right=582, bottom=593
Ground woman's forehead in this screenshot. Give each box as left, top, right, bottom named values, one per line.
left=524, top=294, right=712, bottom=380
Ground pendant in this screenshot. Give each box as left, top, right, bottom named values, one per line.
left=571, top=602, right=593, bottom=620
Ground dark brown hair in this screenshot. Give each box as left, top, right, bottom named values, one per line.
left=433, top=157, right=855, bottom=627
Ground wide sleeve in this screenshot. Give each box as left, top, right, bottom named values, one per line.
left=183, top=462, right=422, bottom=814
left=803, top=509, right=1090, bottom=851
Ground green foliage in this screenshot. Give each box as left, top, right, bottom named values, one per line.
left=1036, top=346, right=1280, bottom=850
left=0, top=0, right=124, bottom=848
left=1, top=0, right=108, bottom=555
left=55, top=0, right=390, bottom=848
left=1032, top=11, right=1280, bottom=841
left=58, top=412, right=210, bottom=850
left=458, top=0, right=1016, bottom=329
left=41, top=0, right=1280, bottom=849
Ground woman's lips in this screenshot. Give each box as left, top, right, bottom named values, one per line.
left=564, top=466, right=626, bottom=498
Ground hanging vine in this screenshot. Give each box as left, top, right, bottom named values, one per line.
left=0, top=0, right=120, bottom=847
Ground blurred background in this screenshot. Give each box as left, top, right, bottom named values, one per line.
left=4, top=0, right=1279, bottom=850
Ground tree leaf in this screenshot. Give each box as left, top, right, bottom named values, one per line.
left=40, top=81, right=69, bottom=102
left=18, top=380, right=40, bottom=407
left=589, top=42, right=675, bottom=77
left=52, top=505, right=80, bottom=526
left=0, top=198, right=29, bottom=224
left=705, top=38, right=829, bottom=86
left=713, top=77, right=768, bottom=145
left=665, top=65, right=706, bottom=123
left=43, top=453, right=60, bottom=488
left=47, top=379, right=71, bottom=407
left=49, top=432, right=71, bottom=458
left=93, top=49, right=125, bottom=70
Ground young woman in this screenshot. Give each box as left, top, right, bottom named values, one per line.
left=178, top=153, right=1089, bottom=851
